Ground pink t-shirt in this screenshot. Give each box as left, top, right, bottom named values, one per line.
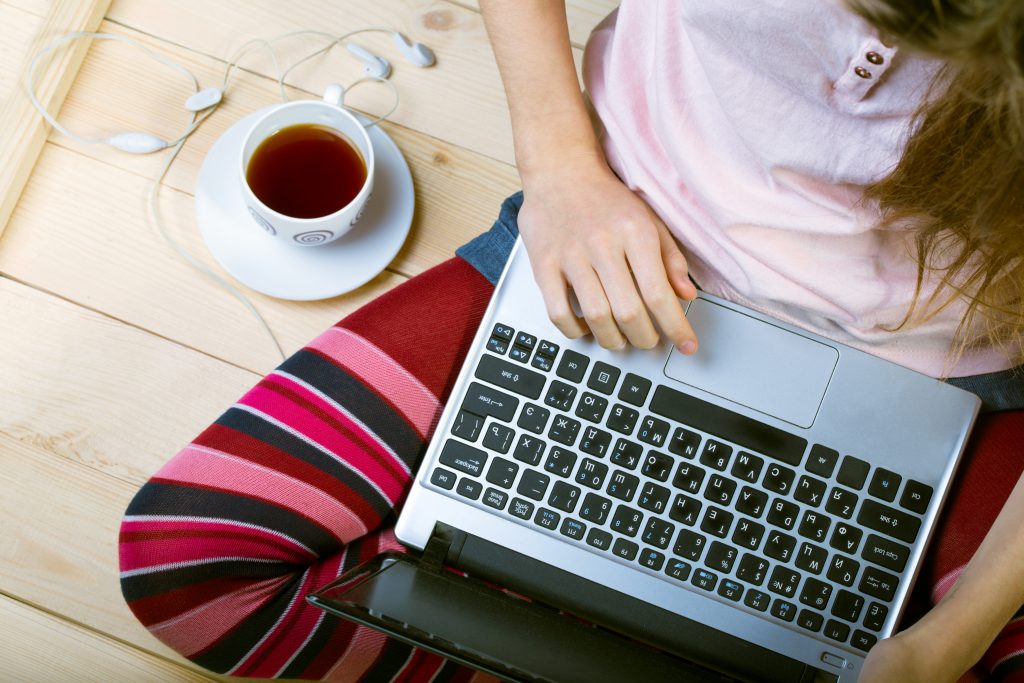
left=583, top=0, right=1011, bottom=378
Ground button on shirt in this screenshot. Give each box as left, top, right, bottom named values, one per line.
left=583, top=0, right=1010, bottom=377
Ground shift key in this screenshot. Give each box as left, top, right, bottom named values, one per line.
left=857, top=499, right=921, bottom=544
left=439, top=439, right=488, bottom=477
left=475, top=354, right=545, bottom=400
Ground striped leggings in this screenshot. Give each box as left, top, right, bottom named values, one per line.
left=119, top=252, right=1023, bottom=681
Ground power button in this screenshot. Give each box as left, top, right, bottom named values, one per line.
left=821, top=651, right=847, bottom=668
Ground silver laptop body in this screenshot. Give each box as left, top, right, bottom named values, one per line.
left=396, top=239, right=980, bottom=682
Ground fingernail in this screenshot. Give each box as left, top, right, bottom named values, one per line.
left=680, top=340, right=697, bottom=355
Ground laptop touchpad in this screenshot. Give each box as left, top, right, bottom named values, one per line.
left=663, top=299, right=838, bottom=429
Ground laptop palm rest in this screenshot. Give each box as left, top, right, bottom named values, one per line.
left=666, top=299, right=839, bottom=428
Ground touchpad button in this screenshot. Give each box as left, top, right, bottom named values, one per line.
left=664, top=299, right=838, bottom=428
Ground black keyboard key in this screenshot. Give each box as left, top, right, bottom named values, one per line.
left=482, top=423, right=514, bottom=454
left=858, top=499, right=921, bottom=544
left=863, top=602, right=888, bottom=632
left=548, top=415, right=581, bottom=447
left=795, top=542, right=828, bottom=575
left=744, top=589, right=771, bottom=612
left=699, top=440, right=733, bottom=471
left=610, top=438, right=642, bottom=469
left=606, top=404, right=639, bottom=435
left=580, top=493, right=613, bottom=524
left=691, top=568, right=718, bottom=592
left=826, top=554, right=860, bottom=587
left=837, top=455, right=870, bottom=490
left=718, top=579, right=744, bottom=602
left=509, top=497, right=534, bottom=520
left=508, top=346, right=531, bottom=363
left=859, top=566, right=899, bottom=602
left=731, top=451, right=764, bottom=483
left=673, top=462, right=707, bottom=495
left=669, top=493, right=703, bottom=526
left=457, top=478, right=482, bottom=500
left=492, top=323, right=514, bottom=341
left=900, top=480, right=933, bottom=514
left=531, top=354, right=554, bottom=372
left=544, top=381, right=578, bottom=412
left=824, top=620, right=850, bottom=644
left=439, top=439, right=488, bottom=477
left=862, top=534, right=910, bottom=573
left=639, top=548, right=666, bottom=571
left=430, top=467, right=457, bottom=490
left=831, top=589, right=865, bottom=622
left=851, top=630, right=878, bottom=653
left=512, top=434, right=545, bottom=466
left=517, top=403, right=550, bottom=434
left=451, top=410, right=484, bottom=442
left=560, top=517, right=586, bottom=541
left=736, top=554, right=770, bottom=586
left=483, top=487, right=509, bottom=510
left=637, top=416, right=670, bottom=448
left=829, top=522, right=863, bottom=555
left=517, top=469, right=550, bottom=501
left=642, top=450, right=674, bottom=482
left=868, top=468, right=902, bottom=502
left=610, top=505, right=644, bottom=537
left=736, top=487, right=768, bottom=518
left=797, top=510, right=831, bottom=544
left=535, top=507, right=560, bottom=530
left=544, top=447, right=578, bottom=478
left=767, top=499, right=799, bottom=530
left=576, top=392, right=609, bottom=423
left=806, top=444, right=839, bottom=478
left=588, top=362, right=621, bottom=395
left=514, top=332, right=536, bottom=350
left=799, top=577, right=832, bottom=610
left=475, top=354, right=546, bottom=400
left=618, top=373, right=652, bottom=406
left=706, top=541, right=738, bottom=572
left=768, top=565, right=801, bottom=598
left=650, top=385, right=807, bottom=466
left=765, top=530, right=797, bottom=563
left=794, top=475, right=827, bottom=508
left=668, top=427, right=702, bottom=459
left=700, top=506, right=733, bottom=538
left=537, top=340, right=559, bottom=358
left=703, top=474, right=737, bottom=506
left=665, top=558, right=692, bottom=582
left=771, top=599, right=797, bottom=622
left=762, top=463, right=796, bottom=495
left=673, top=528, right=707, bottom=561
left=486, top=336, right=509, bottom=355
left=556, top=349, right=590, bottom=383
left=797, top=609, right=824, bottom=633
left=607, top=470, right=640, bottom=501
left=637, top=482, right=671, bottom=514
left=576, top=458, right=609, bottom=490
left=587, top=527, right=613, bottom=551
left=579, top=426, right=612, bottom=458
left=642, top=517, right=676, bottom=549
left=613, top=537, right=639, bottom=561
left=732, top=518, right=765, bottom=551
left=549, top=481, right=582, bottom=513
left=485, top=457, right=519, bottom=489
left=825, top=487, right=859, bottom=519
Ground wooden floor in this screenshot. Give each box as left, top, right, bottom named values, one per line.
left=0, top=1, right=616, bottom=679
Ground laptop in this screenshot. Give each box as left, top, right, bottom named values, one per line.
left=309, top=239, right=980, bottom=682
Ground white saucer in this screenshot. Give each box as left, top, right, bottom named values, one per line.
left=195, top=107, right=414, bottom=301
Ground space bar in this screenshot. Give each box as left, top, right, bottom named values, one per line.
left=649, top=385, right=808, bottom=465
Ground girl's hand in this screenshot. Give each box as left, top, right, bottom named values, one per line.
left=860, top=632, right=952, bottom=683
left=518, top=160, right=699, bottom=352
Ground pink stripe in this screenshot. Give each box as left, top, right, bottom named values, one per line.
left=307, top=327, right=439, bottom=438
left=157, top=445, right=369, bottom=542
left=240, top=379, right=408, bottom=499
left=931, top=564, right=965, bottom=604
left=324, top=626, right=390, bottom=683
left=121, top=535, right=306, bottom=568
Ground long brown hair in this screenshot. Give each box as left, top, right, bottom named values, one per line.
left=845, top=0, right=1024, bottom=371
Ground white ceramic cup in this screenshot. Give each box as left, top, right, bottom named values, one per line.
left=240, top=84, right=374, bottom=246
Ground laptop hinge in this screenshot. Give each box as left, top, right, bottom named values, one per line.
left=421, top=522, right=468, bottom=570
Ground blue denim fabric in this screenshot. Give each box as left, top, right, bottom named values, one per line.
left=457, top=191, right=1024, bottom=412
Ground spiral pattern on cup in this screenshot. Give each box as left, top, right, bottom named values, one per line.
left=293, top=230, right=334, bottom=244
left=247, top=206, right=276, bottom=235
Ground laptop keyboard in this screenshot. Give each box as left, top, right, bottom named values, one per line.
left=429, top=323, right=935, bottom=655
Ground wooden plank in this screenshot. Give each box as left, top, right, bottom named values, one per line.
left=0, top=0, right=111, bottom=237
left=0, top=596, right=216, bottom=682
left=0, top=0, right=50, bottom=17
left=0, top=4, right=42, bottom=104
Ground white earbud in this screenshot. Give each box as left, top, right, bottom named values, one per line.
left=346, top=43, right=391, bottom=79
left=392, top=32, right=435, bottom=67
left=185, top=86, right=223, bottom=112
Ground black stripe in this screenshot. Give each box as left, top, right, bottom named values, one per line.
left=431, top=659, right=466, bottom=683
left=121, top=558, right=293, bottom=602
left=278, top=611, right=344, bottom=678
left=358, top=635, right=418, bottom=683
left=993, top=653, right=1024, bottom=681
